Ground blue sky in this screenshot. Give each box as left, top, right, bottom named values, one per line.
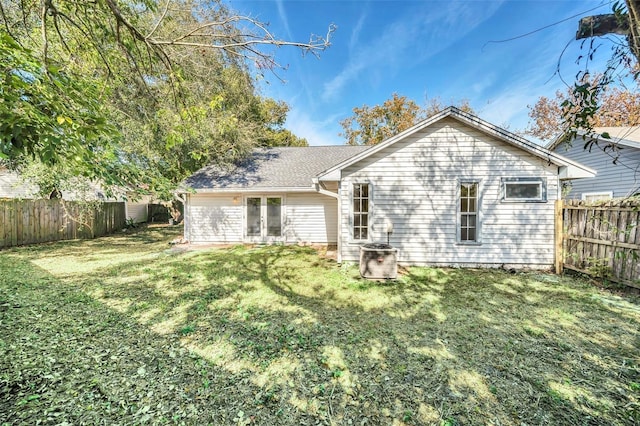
left=228, top=0, right=618, bottom=145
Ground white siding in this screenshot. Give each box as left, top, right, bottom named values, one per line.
left=554, top=140, right=640, bottom=199
left=186, top=192, right=338, bottom=244
left=284, top=193, right=338, bottom=243
left=338, top=118, right=559, bottom=268
left=186, top=194, right=243, bottom=243
left=126, top=202, right=148, bottom=223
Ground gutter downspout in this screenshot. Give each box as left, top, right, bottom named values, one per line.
left=312, top=179, right=342, bottom=263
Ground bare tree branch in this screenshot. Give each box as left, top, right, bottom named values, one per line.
left=146, top=0, right=170, bottom=39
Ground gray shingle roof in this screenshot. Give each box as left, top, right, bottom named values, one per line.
left=183, top=146, right=369, bottom=190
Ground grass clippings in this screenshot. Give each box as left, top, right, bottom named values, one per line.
left=1, top=226, right=639, bottom=425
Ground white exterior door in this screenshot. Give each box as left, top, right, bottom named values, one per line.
left=245, top=196, right=283, bottom=242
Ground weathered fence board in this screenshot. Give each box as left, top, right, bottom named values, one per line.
left=563, top=199, right=640, bottom=288
left=0, top=200, right=126, bottom=249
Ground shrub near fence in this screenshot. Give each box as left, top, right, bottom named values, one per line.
left=0, top=199, right=126, bottom=249
left=563, top=199, right=640, bottom=288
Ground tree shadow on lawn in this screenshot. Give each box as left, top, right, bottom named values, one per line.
left=2, top=235, right=640, bottom=425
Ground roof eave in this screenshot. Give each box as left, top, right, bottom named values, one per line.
left=317, top=107, right=588, bottom=179
left=316, top=108, right=455, bottom=180
left=559, top=164, right=597, bottom=180
left=548, top=129, right=640, bottom=151
left=181, top=186, right=317, bottom=194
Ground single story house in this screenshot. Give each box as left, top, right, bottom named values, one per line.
left=548, top=127, right=640, bottom=201
left=0, top=166, right=152, bottom=223
left=181, top=107, right=595, bottom=268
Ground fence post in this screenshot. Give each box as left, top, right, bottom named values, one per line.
left=555, top=199, right=564, bottom=274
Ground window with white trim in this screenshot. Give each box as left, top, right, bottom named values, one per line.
left=501, top=177, right=547, bottom=202
left=459, top=182, right=479, bottom=243
left=582, top=192, right=613, bottom=202
left=353, top=183, right=369, bottom=240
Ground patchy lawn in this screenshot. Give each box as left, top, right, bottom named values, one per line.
left=1, top=226, right=639, bottom=425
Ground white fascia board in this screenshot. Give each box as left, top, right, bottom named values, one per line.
left=559, top=165, right=597, bottom=179
left=190, top=186, right=316, bottom=194
left=316, top=109, right=453, bottom=180
left=313, top=107, right=597, bottom=185
left=549, top=150, right=597, bottom=179
left=318, top=169, right=341, bottom=182
left=549, top=129, right=640, bottom=151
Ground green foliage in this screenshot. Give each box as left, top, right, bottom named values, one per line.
left=340, top=94, right=473, bottom=146
left=1, top=229, right=640, bottom=424
left=0, top=0, right=323, bottom=200
left=179, top=325, right=196, bottom=335
left=562, top=1, right=640, bottom=142
left=0, top=32, right=117, bottom=172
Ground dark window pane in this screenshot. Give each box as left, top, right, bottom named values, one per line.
left=266, top=198, right=281, bottom=236
left=361, top=214, right=368, bottom=227
left=362, top=184, right=369, bottom=198
left=461, top=228, right=468, bottom=241
left=354, top=215, right=361, bottom=227
left=461, top=198, right=468, bottom=212
left=469, top=183, right=477, bottom=197
left=461, top=184, right=468, bottom=198
left=362, top=199, right=368, bottom=213
left=468, top=228, right=476, bottom=241
left=506, top=182, right=540, bottom=199
left=461, top=215, right=467, bottom=227
left=469, top=198, right=476, bottom=212
left=468, top=215, right=476, bottom=228
left=361, top=227, right=368, bottom=239
left=247, top=198, right=261, bottom=237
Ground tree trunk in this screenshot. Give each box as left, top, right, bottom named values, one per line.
left=627, top=0, right=640, bottom=63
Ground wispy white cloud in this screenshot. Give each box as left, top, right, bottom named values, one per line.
left=275, top=0, right=293, bottom=39
left=285, top=108, right=345, bottom=146
left=349, top=11, right=367, bottom=52
left=457, top=3, right=603, bottom=136
left=323, top=1, right=505, bottom=102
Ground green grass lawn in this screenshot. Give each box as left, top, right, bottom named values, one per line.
left=1, top=226, right=639, bottom=425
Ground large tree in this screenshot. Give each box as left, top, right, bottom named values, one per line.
left=340, top=94, right=473, bottom=146
left=526, top=81, right=640, bottom=141
left=0, top=0, right=329, bottom=197
left=564, top=1, right=640, bottom=142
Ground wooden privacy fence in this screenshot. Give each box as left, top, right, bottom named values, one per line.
left=560, top=199, right=640, bottom=289
left=0, top=199, right=126, bottom=249
left=148, top=203, right=170, bottom=223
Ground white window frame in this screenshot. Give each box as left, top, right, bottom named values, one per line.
left=457, top=180, right=482, bottom=245
left=351, top=182, right=371, bottom=242
left=581, top=191, right=613, bottom=202
left=501, top=177, right=547, bottom=202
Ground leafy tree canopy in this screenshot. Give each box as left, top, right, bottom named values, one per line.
left=340, top=94, right=473, bottom=146
left=563, top=1, right=640, bottom=144
left=0, top=0, right=329, bottom=199
left=526, top=78, right=640, bottom=142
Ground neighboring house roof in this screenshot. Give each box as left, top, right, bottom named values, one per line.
left=183, top=146, right=369, bottom=192
left=547, top=126, right=640, bottom=151
left=317, top=107, right=596, bottom=181
left=0, top=166, right=117, bottom=201
left=0, top=166, right=38, bottom=199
